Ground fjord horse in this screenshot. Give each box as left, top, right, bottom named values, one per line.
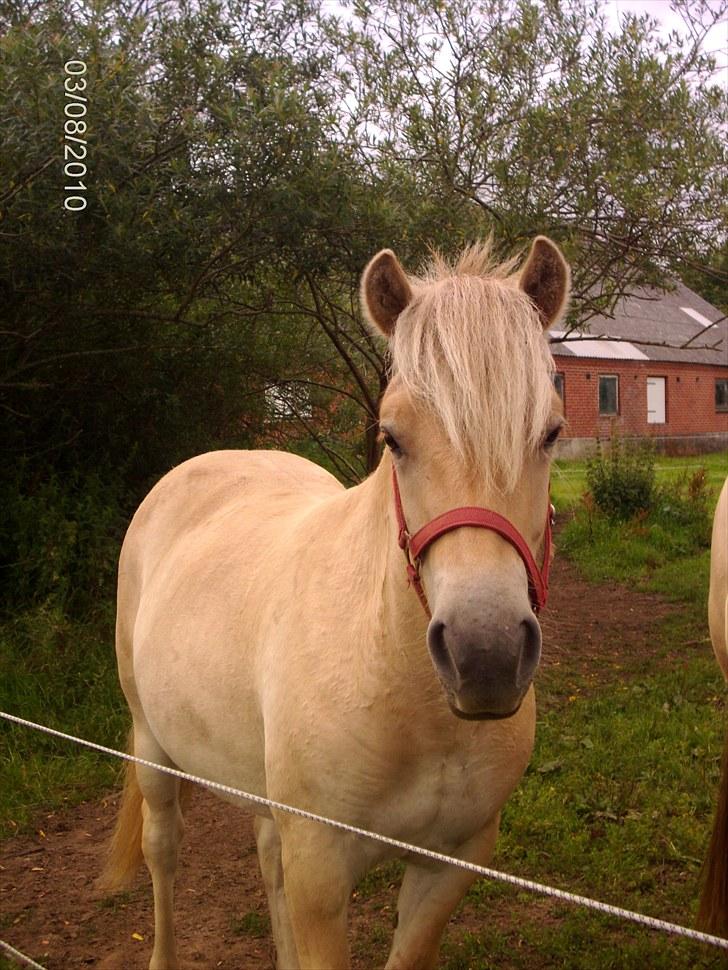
left=699, top=476, right=728, bottom=935
left=101, top=237, right=569, bottom=969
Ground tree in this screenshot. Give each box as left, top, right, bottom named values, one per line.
left=1, top=0, right=726, bottom=512
left=0, top=0, right=350, bottom=479
left=329, top=0, right=727, bottom=327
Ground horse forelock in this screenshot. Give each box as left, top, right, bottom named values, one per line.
left=389, top=245, right=555, bottom=494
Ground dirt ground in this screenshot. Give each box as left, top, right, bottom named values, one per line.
left=0, top=555, right=695, bottom=969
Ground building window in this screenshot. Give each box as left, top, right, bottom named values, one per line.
left=717, top=379, right=728, bottom=412
left=553, top=372, right=565, bottom=402
left=599, top=375, right=619, bottom=416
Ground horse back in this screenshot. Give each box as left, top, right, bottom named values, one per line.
left=120, top=449, right=342, bottom=589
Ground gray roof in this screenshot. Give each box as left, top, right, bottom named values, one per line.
left=551, top=282, right=728, bottom=366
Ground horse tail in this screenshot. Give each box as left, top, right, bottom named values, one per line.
left=97, top=729, right=144, bottom=891
left=697, top=728, right=728, bottom=936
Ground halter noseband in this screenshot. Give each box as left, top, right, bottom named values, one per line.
left=392, top=466, right=553, bottom=619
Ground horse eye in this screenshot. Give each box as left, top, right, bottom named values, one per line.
left=543, top=424, right=562, bottom=449
left=381, top=430, right=402, bottom=456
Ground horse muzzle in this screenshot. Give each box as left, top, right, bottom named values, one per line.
left=427, top=612, right=542, bottom=720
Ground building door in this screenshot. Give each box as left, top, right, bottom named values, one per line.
left=647, top=377, right=666, bottom=424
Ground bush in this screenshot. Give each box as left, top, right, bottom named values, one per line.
left=0, top=465, right=124, bottom=617
left=586, top=438, right=656, bottom=520
left=652, top=466, right=713, bottom=545
left=560, top=461, right=713, bottom=594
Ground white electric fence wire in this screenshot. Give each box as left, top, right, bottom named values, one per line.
left=2, top=710, right=728, bottom=952
left=0, top=939, right=47, bottom=970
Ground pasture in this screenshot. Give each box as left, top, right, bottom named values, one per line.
left=1, top=453, right=726, bottom=969
left=3, top=2, right=726, bottom=966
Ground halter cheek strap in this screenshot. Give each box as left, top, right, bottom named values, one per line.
left=392, top=466, right=553, bottom=619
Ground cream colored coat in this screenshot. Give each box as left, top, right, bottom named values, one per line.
left=104, top=237, right=570, bottom=970
left=709, top=477, right=728, bottom=681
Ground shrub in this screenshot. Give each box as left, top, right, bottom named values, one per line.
left=652, top=466, right=713, bottom=546
left=586, top=438, right=656, bottom=520
left=0, top=464, right=124, bottom=617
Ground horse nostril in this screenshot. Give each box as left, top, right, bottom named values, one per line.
left=517, top=615, right=542, bottom=689
left=427, top=620, right=459, bottom=687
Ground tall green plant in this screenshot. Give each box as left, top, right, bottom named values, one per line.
left=586, top=438, right=656, bottom=520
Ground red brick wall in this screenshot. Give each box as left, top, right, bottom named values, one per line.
left=552, top=357, right=728, bottom=439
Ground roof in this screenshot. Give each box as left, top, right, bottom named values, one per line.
left=551, top=281, right=728, bottom=366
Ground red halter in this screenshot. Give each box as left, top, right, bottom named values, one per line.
left=392, top=466, right=553, bottom=618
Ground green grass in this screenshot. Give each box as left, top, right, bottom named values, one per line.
left=500, top=657, right=723, bottom=891
left=553, top=451, right=724, bottom=599
left=230, top=910, right=270, bottom=938
left=0, top=602, right=128, bottom=834
left=557, top=512, right=712, bottom=596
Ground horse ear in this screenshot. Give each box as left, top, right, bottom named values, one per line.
left=361, top=249, right=413, bottom=337
left=519, top=236, right=570, bottom=330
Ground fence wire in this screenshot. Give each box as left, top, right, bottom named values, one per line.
left=2, top=709, right=728, bottom=953
left=0, top=938, right=47, bottom=970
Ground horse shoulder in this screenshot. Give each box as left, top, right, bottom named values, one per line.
left=116, top=449, right=343, bottom=671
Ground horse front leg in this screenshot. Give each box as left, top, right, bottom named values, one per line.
left=276, top=813, right=357, bottom=969
left=385, top=815, right=501, bottom=970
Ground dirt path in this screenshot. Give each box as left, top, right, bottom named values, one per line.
left=0, top=557, right=692, bottom=969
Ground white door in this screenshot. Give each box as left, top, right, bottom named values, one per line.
left=647, top=377, right=665, bottom=424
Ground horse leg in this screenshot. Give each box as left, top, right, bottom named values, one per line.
left=385, top=815, right=501, bottom=970
left=254, top=816, right=300, bottom=969
left=134, top=726, right=185, bottom=970
left=276, top=815, right=355, bottom=969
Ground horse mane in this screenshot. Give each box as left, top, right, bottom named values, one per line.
left=389, top=240, right=556, bottom=494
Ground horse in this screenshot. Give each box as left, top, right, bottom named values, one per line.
left=99, top=236, right=570, bottom=969
left=698, top=475, right=728, bottom=935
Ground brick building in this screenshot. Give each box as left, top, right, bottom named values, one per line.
left=551, top=282, right=728, bottom=457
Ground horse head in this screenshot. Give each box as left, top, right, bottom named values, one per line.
left=362, top=237, right=570, bottom=720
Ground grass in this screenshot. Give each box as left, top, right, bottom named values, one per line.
left=553, top=451, right=724, bottom=595
left=0, top=602, right=128, bottom=834
left=557, top=510, right=712, bottom=591
left=498, top=657, right=723, bottom=897
left=230, top=910, right=270, bottom=938
left=550, top=450, right=724, bottom=598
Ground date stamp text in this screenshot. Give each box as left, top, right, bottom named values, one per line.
left=63, top=60, right=88, bottom=211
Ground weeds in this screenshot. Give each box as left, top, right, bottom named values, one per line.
left=0, top=603, right=127, bottom=833
left=559, top=460, right=714, bottom=601
left=230, top=911, right=269, bottom=938
left=586, top=438, right=656, bottom=520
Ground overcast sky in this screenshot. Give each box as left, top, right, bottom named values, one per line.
left=603, top=1, right=727, bottom=67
